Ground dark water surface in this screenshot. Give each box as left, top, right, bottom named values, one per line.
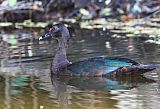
left=0, top=28, right=160, bottom=109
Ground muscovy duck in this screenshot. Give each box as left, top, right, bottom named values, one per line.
left=39, top=23, right=159, bottom=77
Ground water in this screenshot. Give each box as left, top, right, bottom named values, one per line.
left=0, top=28, right=160, bottom=109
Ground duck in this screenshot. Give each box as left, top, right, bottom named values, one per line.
left=39, top=23, right=159, bottom=77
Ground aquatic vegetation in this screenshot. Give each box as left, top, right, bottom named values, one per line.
left=16, top=20, right=49, bottom=28
left=0, top=20, right=49, bottom=28
left=79, top=17, right=160, bottom=44
left=0, top=22, right=13, bottom=27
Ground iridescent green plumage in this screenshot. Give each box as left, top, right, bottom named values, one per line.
left=68, top=57, right=139, bottom=75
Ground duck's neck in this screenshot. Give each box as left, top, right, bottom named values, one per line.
left=52, top=35, right=70, bottom=72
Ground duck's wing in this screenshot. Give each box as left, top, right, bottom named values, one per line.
left=67, top=57, right=139, bottom=75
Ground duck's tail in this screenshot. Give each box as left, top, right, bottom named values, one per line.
left=140, top=64, right=160, bottom=69
left=132, top=64, right=160, bottom=75
left=107, top=64, right=160, bottom=77
left=133, top=64, right=160, bottom=74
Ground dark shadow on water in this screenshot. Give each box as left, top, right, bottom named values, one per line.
left=50, top=75, right=155, bottom=109
left=51, top=75, right=155, bottom=92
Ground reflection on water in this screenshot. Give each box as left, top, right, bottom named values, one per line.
left=50, top=75, right=156, bottom=109
left=0, top=28, right=160, bottom=109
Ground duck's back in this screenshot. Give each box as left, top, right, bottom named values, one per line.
left=67, top=57, right=139, bottom=76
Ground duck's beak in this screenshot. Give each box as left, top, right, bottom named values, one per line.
left=39, top=31, right=53, bottom=40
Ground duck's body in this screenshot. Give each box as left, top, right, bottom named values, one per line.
left=67, top=57, right=140, bottom=76
left=51, top=56, right=154, bottom=77
left=39, top=23, right=158, bottom=77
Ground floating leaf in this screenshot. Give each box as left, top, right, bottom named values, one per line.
left=9, top=0, right=17, bottom=7
left=100, top=8, right=111, bottom=16
left=0, top=23, right=13, bottom=27
left=80, top=8, right=90, bottom=16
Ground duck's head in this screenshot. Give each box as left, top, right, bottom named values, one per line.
left=39, top=23, right=70, bottom=43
